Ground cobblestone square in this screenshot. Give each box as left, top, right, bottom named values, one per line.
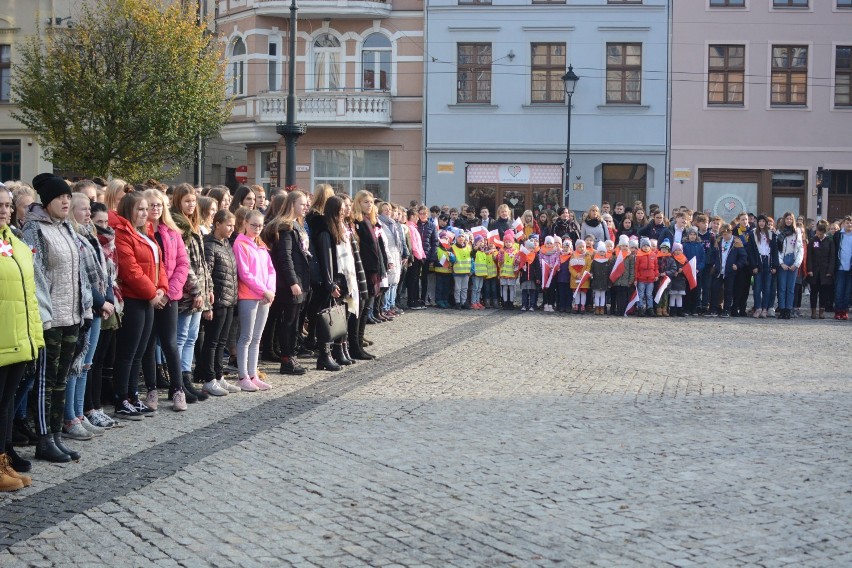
left=1, top=310, right=850, bottom=566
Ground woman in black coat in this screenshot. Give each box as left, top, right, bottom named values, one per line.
left=263, top=191, right=334, bottom=374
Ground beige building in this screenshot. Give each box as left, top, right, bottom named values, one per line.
left=217, top=0, right=424, bottom=204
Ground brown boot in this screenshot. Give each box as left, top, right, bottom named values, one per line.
left=0, top=454, right=24, bottom=492
left=819, top=308, right=825, bottom=319
left=1, top=453, right=31, bottom=488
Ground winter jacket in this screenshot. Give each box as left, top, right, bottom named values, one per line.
left=0, top=224, right=45, bottom=365
left=635, top=251, right=658, bottom=283
left=108, top=210, right=168, bottom=302
left=172, top=211, right=213, bottom=313
left=152, top=222, right=190, bottom=301
left=233, top=233, right=276, bottom=301
left=270, top=224, right=311, bottom=304
left=807, top=234, right=836, bottom=286
left=203, top=233, right=238, bottom=308
left=590, top=255, right=613, bottom=292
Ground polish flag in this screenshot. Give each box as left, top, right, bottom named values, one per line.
left=487, top=229, right=500, bottom=244
left=572, top=271, right=591, bottom=301
left=609, top=251, right=626, bottom=283
left=470, top=226, right=487, bottom=240
left=512, top=217, right=524, bottom=233
left=624, top=289, right=639, bottom=315
left=683, top=256, right=698, bottom=290
left=654, top=274, right=671, bottom=304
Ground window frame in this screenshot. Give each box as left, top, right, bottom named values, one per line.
left=457, top=43, right=492, bottom=104
left=770, top=44, right=809, bottom=107
left=530, top=43, right=566, bottom=104
left=606, top=42, right=642, bottom=105
left=707, top=44, right=745, bottom=106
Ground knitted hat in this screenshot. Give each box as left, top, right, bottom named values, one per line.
left=618, top=235, right=630, bottom=247
left=544, top=236, right=555, bottom=245
left=596, top=242, right=607, bottom=254
left=32, top=173, right=71, bottom=206
left=660, top=239, right=671, bottom=250
left=672, top=242, right=683, bottom=252
left=640, top=237, right=651, bottom=248
left=503, top=229, right=515, bottom=242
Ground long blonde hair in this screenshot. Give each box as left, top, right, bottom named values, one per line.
left=352, top=190, right=376, bottom=225
left=143, top=189, right=179, bottom=233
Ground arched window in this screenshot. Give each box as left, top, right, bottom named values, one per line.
left=229, top=37, right=247, bottom=96
left=313, top=34, right=341, bottom=91
left=361, top=33, right=391, bottom=91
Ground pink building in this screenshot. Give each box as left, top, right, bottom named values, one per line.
left=217, top=0, right=423, bottom=204
left=670, top=0, right=852, bottom=222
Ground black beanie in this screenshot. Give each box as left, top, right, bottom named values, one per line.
left=32, top=173, right=72, bottom=206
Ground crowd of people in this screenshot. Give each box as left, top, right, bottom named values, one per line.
left=0, top=178, right=848, bottom=492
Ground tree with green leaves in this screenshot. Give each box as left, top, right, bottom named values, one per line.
left=13, top=0, right=231, bottom=181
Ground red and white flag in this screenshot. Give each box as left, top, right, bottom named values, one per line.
left=573, top=271, right=591, bottom=301
left=624, top=289, right=639, bottom=315
left=654, top=274, right=671, bottom=304
left=487, top=229, right=500, bottom=244
left=609, top=251, right=626, bottom=283
left=512, top=217, right=524, bottom=233
left=683, top=256, right=698, bottom=290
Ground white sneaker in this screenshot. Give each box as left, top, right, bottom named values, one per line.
left=202, top=380, right=228, bottom=396
left=217, top=378, right=240, bottom=393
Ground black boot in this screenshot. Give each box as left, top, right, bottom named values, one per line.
left=53, top=432, right=80, bottom=461
left=182, top=371, right=208, bottom=402
left=331, top=342, right=353, bottom=366
left=6, top=445, right=31, bottom=473
left=316, top=344, right=342, bottom=372
left=35, top=434, right=71, bottom=463
left=341, top=340, right=356, bottom=365
left=13, top=418, right=38, bottom=446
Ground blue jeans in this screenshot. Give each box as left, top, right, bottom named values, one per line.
left=777, top=268, right=797, bottom=309
left=64, top=317, right=101, bottom=421
left=176, top=310, right=202, bottom=373
left=637, top=282, right=654, bottom=310
left=835, top=270, right=851, bottom=311
left=753, top=257, right=774, bottom=310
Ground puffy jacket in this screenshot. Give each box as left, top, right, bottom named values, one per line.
left=0, top=224, right=45, bottom=366
left=233, top=233, right=276, bottom=301
left=109, top=210, right=168, bottom=301
left=203, top=233, right=238, bottom=308
left=634, top=251, right=658, bottom=283
left=153, top=222, right=189, bottom=301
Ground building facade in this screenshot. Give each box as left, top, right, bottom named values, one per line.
left=217, top=0, right=424, bottom=204
left=670, top=0, right=852, bottom=222
left=424, top=0, right=669, bottom=217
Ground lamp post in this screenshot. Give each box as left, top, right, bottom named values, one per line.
left=277, top=0, right=306, bottom=188
left=561, top=65, right=579, bottom=210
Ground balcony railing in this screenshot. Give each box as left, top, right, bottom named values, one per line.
left=254, top=0, right=391, bottom=19
left=257, top=92, right=391, bottom=127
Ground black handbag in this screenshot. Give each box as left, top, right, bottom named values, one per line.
left=316, top=300, right=348, bottom=343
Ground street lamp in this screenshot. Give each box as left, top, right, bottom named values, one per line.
left=277, top=0, right=307, bottom=188
left=561, top=65, right=579, bottom=209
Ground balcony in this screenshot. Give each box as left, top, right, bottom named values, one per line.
left=258, top=92, right=391, bottom=127
left=254, top=0, right=391, bottom=19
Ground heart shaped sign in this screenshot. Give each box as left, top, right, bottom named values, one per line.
left=508, top=165, right=522, bottom=178
left=509, top=198, right=519, bottom=206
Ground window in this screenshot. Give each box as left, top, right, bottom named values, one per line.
left=228, top=37, right=246, bottom=96
left=268, top=42, right=279, bottom=92
left=531, top=43, right=566, bottom=103
left=457, top=43, right=492, bottom=104
left=0, top=45, right=9, bottom=102
left=773, top=0, right=807, bottom=6
left=313, top=34, right=341, bottom=91
left=836, top=46, right=852, bottom=106
left=709, top=0, right=745, bottom=6
left=771, top=45, right=807, bottom=105
left=313, top=149, right=390, bottom=201
left=708, top=45, right=745, bottom=105
left=362, top=33, right=391, bottom=91
left=0, top=140, right=21, bottom=181
left=606, top=43, right=641, bottom=104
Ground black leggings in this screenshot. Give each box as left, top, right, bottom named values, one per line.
left=142, top=300, right=183, bottom=392
left=1, top=362, right=26, bottom=447
left=196, top=306, right=234, bottom=383
left=86, top=328, right=115, bottom=412
left=113, top=298, right=154, bottom=402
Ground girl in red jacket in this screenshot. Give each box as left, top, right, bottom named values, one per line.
left=109, top=192, right=168, bottom=421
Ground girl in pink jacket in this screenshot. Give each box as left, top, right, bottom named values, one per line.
left=233, top=210, right=277, bottom=391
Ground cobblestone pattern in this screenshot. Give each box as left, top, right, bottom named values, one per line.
left=1, top=310, right=850, bottom=567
